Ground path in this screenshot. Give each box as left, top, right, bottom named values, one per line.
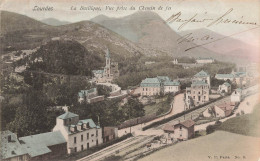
left=118, top=93, right=185, bottom=137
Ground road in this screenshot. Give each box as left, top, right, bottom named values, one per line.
left=118, top=93, right=185, bottom=137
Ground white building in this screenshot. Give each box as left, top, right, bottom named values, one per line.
left=218, top=82, right=231, bottom=94
left=53, top=111, right=103, bottom=154
left=231, top=88, right=242, bottom=103
left=192, top=70, right=211, bottom=88
left=196, top=57, right=214, bottom=64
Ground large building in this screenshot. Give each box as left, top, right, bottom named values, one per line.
left=186, top=81, right=210, bottom=107
left=139, top=76, right=180, bottom=96
left=218, top=82, right=231, bottom=95
left=195, top=57, right=214, bottom=64
left=185, top=70, right=210, bottom=108
left=215, top=71, right=247, bottom=86
left=92, top=49, right=119, bottom=83
left=53, top=111, right=103, bottom=154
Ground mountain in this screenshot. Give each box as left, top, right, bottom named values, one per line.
left=178, top=28, right=259, bottom=63
left=90, top=11, right=223, bottom=60
left=41, top=18, right=71, bottom=26
left=0, top=11, right=157, bottom=60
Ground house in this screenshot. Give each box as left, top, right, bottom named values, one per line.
left=192, top=70, right=211, bottom=87
left=203, top=102, right=235, bottom=118
left=163, top=120, right=195, bottom=141
left=218, top=82, right=231, bottom=94
left=92, top=49, right=119, bottom=83
left=196, top=57, right=214, bottom=64
left=103, top=127, right=118, bottom=143
left=185, top=81, right=209, bottom=107
left=215, top=71, right=247, bottom=86
left=215, top=74, right=235, bottom=81
left=52, top=111, right=103, bottom=154
left=19, top=131, right=67, bottom=161
left=78, top=88, right=104, bottom=103
left=231, top=88, right=242, bottom=103
left=139, top=76, right=180, bottom=96
left=0, top=131, right=30, bottom=161
left=214, top=103, right=234, bottom=117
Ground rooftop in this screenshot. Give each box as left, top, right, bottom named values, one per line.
left=0, top=131, right=28, bottom=160
left=176, top=120, right=195, bottom=128
left=215, top=74, right=234, bottom=79
left=223, top=82, right=231, bottom=87
left=194, top=70, right=209, bottom=77
left=58, top=111, right=79, bottom=120
left=19, top=131, right=66, bottom=157
left=191, top=80, right=208, bottom=86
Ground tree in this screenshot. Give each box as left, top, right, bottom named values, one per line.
left=122, top=98, right=145, bottom=119
left=7, top=90, right=50, bottom=137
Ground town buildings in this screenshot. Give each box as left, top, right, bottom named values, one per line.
left=203, top=102, right=235, bottom=118
left=19, top=131, right=67, bottom=161
left=163, top=120, right=195, bottom=141
left=231, top=88, right=242, bottom=103
left=215, top=71, right=247, bottom=86
left=218, top=82, right=231, bottom=95
left=185, top=70, right=210, bottom=108
left=92, top=49, right=119, bottom=83
left=78, top=88, right=104, bottom=103
left=138, top=76, right=180, bottom=96
left=52, top=111, right=103, bottom=154
left=195, top=57, right=215, bottom=64
left=0, top=131, right=30, bottom=161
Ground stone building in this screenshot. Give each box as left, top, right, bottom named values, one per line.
left=163, top=120, right=195, bottom=141
left=52, top=111, right=103, bottom=154
left=139, top=76, right=180, bottom=96
left=186, top=81, right=210, bottom=107
left=92, top=49, right=119, bottom=83
left=218, top=82, right=231, bottom=94
left=103, top=127, right=118, bottom=143
left=195, top=57, right=214, bottom=64
left=231, top=88, right=242, bottom=103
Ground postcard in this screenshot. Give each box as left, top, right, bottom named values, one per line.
left=0, top=0, right=259, bottom=161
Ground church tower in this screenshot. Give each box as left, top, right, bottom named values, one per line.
left=104, top=49, right=111, bottom=77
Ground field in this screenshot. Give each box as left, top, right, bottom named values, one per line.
left=139, top=131, right=260, bottom=161
left=217, top=103, right=260, bottom=137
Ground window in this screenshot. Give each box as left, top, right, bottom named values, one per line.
left=74, top=137, right=77, bottom=144
left=81, top=134, right=83, bottom=141
left=81, top=145, right=84, bottom=151
left=87, top=143, right=89, bottom=149
left=96, top=130, right=98, bottom=136
left=143, top=88, right=144, bottom=91
left=87, top=133, right=89, bottom=139
left=96, top=140, right=99, bottom=146
left=180, top=126, right=182, bottom=130
left=74, top=147, right=77, bottom=152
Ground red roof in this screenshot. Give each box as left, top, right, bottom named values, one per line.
left=163, top=124, right=175, bottom=132
left=215, top=102, right=234, bottom=116
left=175, top=120, right=195, bottom=128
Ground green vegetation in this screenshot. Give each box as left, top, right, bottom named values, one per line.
left=217, top=103, right=260, bottom=137
left=144, top=94, right=173, bottom=116
left=26, top=40, right=103, bottom=76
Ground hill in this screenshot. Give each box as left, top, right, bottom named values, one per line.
left=139, top=131, right=260, bottom=161
left=41, top=18, right=71, bottom=26
left=91, top=11, right=229, bottom=61
left=27, top=40, right=103, bottom=76
left=179, top=28, right=259, bottom=63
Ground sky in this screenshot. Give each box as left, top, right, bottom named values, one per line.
left=1, top=0, right=260, bottom=47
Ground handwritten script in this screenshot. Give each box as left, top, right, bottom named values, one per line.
left=166, top=8, right=258, bottom=30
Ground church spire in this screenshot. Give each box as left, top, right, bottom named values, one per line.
left=105, top=48, right=110, bottom=58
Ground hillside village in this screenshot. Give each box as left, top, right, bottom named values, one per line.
left=0, top=10, right=259, bottom=161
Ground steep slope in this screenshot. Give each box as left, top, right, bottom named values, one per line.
left=91, top=11, right=221, bottom=59
left=179, top=28, right=259, bottom=62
